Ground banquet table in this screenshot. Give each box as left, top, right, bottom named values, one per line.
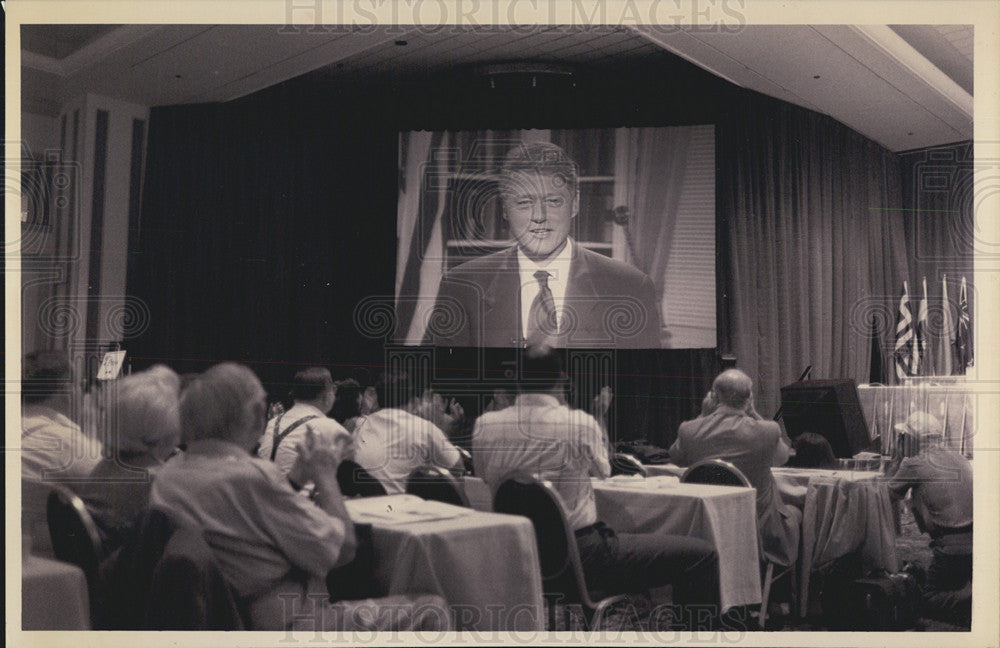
left=463, top=475, right=761, bottom=613
left=643, top=463, right=898, bottom=616
left=770, top=467, right=898, bottom=616
left=345, top=494, right=544, bottom=631
left=22, top=555, right=90, bottom=630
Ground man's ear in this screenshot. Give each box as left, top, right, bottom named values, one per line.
left=572, top=188, right=580, bottom=219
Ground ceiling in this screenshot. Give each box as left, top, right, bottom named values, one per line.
left=20, top=23, right=973, bottom=152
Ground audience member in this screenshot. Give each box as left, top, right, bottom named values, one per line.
left=256, top=367, right=352, bottom=479
left=330, top=378, right=363, bottom=431
left=669, top=369, right=799, bottom=567
left=787, top=432, right=837, bottom=469
left=352, top=369, right=463, bottom=494
left=79, top=365, right=182, bottom=547
left=150, top=363, right=448, bottom=631
left=473, top=346, right=721, bottom=630
left=22, top=351, right=102, bottom=480
left=887, top=411, right=972, bottom=627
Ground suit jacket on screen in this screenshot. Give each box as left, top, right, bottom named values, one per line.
left=424, top=244, right=662, bottom=348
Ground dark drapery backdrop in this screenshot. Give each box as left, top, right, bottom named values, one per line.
left=129, top=51, right=962, bottom=448
left=717, top=94, right=911, bottom=411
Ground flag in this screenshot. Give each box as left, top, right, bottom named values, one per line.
left=935, top=274, right=955, bottom=375
left=894, top=281, right=918, bottom=380
left=917, top=276, right=932, bottom=376
left=869, top=314, right=886, bottom=383
left=956, top=276, right=973, bottom=371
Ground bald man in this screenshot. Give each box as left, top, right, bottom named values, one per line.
left=669, top=369, right=799, bottom=567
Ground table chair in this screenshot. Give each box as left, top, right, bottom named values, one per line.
left=610, top=453, right=647, bottom=477
left=46, top=484, right=105, bottom=626
left=405, top=465, right=470, bottom=507
left=680, top=458, right=797, bottom=628
left=337, top=460, right=388, bottom=498
left=493, top=473, right=629, bottom=630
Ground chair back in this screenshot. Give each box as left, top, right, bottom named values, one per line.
left=492, top=473, right=590, bottom=604
left=147, top=525, right=249, bottom=629
left=47, top=484, right=105, bottom=624
left=23, top=478, right=55, bottom=558
left=405, top=465, right=470, bottom=507
left=610, top=453, right=647, bottom=477
left=681, top=458, right=752, bottom=487
left=336, top=460, right=388, bottom=497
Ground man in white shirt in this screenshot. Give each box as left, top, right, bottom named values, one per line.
left=424, top=141, right=661, bottom=349
left=473, top=347, right=721, bottom=630
left=256, top=367, right=351, bottom=479
left=352, top=369, right=462, bottom=494
left=21, top=351, right=102, bottom=480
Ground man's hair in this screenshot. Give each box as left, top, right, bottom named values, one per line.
left=518, top=345, right=567, bottom=394
left=22, top=351, right=72, bottom=404
left=180, top=363, right=263, bottom=444
left=375, top=369, right=424, bottom=410
left=331, top=378, right=363, bottom=424
left=104, top=365, right=181, bottom=458
left=711, top=369, right=753, bottom=409
left=292, top=367, right=334, bottom=401
left=499, top=141, right=579, bottom=195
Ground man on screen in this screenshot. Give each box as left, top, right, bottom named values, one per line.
left=424, top=141, right=662, bottom=348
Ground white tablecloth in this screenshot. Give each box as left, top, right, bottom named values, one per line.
left=346, top=494, right=544, bottom=631
left=592, top=476, right=762, bottom=612
left=771, top=467, right=898, bottom=616
left=463, top=475, right=761, bottom=613
left=22, top=555, right=90, bottom=629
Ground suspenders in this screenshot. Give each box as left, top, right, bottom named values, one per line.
left=268, top=413, right=320, bottom=461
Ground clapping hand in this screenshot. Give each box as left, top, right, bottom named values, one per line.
left=290, top=425, right=349, bottom=484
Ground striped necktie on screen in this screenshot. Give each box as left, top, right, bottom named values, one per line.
left=526, top=270, right=558, bottom=345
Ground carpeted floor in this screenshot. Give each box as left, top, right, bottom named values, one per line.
left=550, top=504, right=969, bottom=633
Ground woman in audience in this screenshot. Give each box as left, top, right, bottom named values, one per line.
left=79, top=365, right=182, bottom=547
left=787, top=432, right=837, bottom=468
left=330, top=378, right=364, bottom=432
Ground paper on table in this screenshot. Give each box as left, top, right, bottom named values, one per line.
left=599, top=475, right=680, bottom=490
left=346, top=494, right=472, bottom=524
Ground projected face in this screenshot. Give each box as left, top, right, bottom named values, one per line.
left=501, top=170, right=578, bottom=263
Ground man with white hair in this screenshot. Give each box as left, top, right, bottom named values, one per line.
left=887, top=411, right=972, bottom=626
left=150, top=362, right=449, bottom=631
left=669, top=369, right=799, bottom=567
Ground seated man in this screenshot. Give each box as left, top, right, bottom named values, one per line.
left=21, top=350, right=103, bottom=480
left=669, top=369, right=800, bottom=567
left=887, top=411, right=972, bottom=627
left=473, top=346, right=721, bottom=630
left=257, top=367, right=352, bottom=478
left=150, top=363, right=448, bottom=631
left=352, top=370, right=463, bottom=494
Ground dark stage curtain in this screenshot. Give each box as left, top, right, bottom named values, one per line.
left=718, top=94, right=909, bottom=413
left=898, top=142, right=975, bottom=375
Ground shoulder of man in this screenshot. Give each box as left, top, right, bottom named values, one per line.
left=574, top=245, right=653, bottom=286
left=442, top=246, right=516, bottom=278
